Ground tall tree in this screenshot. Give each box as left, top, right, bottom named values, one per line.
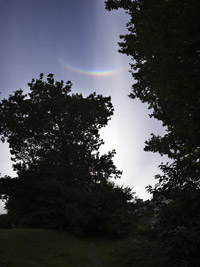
left=0, top=74, right=134, bottom=235
left=106, top=0, right=200, bottom=265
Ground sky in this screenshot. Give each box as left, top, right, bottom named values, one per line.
left=0, top=0, right=168, bottom=213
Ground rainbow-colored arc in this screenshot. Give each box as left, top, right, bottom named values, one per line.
left=58, top=59, right=120, bottom=77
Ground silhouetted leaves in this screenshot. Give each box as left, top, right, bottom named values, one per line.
left=106, top=0, right=200, bottom=265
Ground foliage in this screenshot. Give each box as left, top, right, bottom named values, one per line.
left=0, top=214, right=11, bottom=229
left=149, top=186, right=200, bottom=267
left=0, top=74, right=135, bottom=235
left=106, top=0, right=200, bottom=265
left=112, top=236, right=169, bottom=267
left=105, top=0, right=200, bottom=178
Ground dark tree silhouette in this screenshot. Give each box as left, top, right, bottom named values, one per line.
left=106, top=0, right=200, bottom=266
left=0, top=74, right=135, bottom=235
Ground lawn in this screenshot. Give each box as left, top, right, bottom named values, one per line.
left=0, top=228, right=118, bottom=267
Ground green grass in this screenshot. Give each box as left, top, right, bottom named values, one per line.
left=0, top=228, right=119, bottom=267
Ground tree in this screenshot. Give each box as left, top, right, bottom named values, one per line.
left=106, top=0, right=200, bottom=265
left=0, top=74, right=135, bottom=235
left=105, top=0, right=200, bottom=164
left=105, top=0, right=200, bottom=185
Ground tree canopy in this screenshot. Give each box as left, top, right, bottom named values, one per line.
left=0, top=74, right=135, bottom=235
left=106, top=0, right=200, bottom=265
left=105, top=0, right=200, bottom=196
left=105, top=0, right=200, bottom=164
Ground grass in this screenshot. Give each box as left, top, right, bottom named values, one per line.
left=0, top=228, right=119, bottom=267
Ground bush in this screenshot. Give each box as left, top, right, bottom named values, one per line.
left=113, top=236, right=169, bottom=267
left=0, top=214, right=11, bottom=229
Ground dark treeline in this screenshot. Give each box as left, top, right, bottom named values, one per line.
left=106, top=0, right=200, bottom=266
left=0, top=74, right=136, bottom=236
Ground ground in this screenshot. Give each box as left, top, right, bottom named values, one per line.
left=0, top=228, right=117, bottom=267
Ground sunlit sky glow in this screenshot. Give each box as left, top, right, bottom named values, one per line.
left=0, top=0, right=168, bottom=213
